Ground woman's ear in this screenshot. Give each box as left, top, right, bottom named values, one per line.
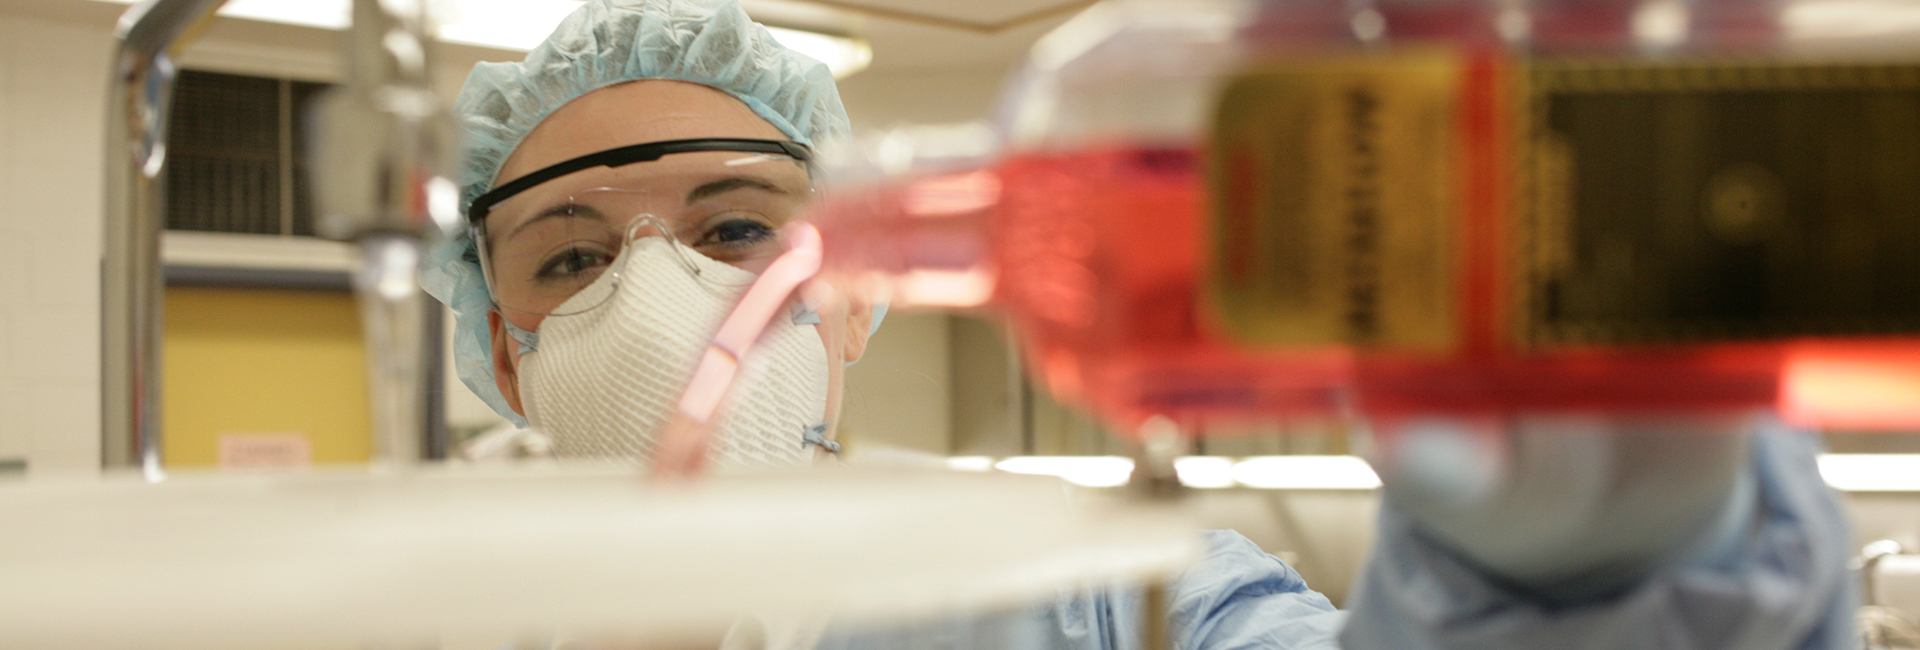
left=488, top=311, right=527, bottom=417
left=842, top=294, right=875, bottom=365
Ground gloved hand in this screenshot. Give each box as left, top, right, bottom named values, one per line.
left=1342, top=415, right=1855, bottom=650
left=1366, top=414, right=1755, bottom=600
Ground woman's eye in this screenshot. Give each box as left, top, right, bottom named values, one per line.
left=698, top=217, right=776, bottom=248
left=535, top=246, right=613, bottom=281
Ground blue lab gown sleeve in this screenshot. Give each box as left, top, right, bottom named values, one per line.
left=819, top=424, right=1849, bottom=650
left=1165, top=530, right=1346, bottom=649
left=813, top=529, right=1345, bottom=650
left=1340, top=422, right=1858, bottom=650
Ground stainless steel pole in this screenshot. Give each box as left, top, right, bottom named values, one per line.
left=312, top=0, right=460, bottom=466
left=102, top=0, right=230, bottom=478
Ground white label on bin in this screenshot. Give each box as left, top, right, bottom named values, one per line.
left=219, top=433, right=311, bottom=469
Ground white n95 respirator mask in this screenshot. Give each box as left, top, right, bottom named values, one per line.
left=512, top=236, right=831, bottom=467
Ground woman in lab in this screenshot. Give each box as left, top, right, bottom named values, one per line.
left=424, top=0, right=1857, bottom=647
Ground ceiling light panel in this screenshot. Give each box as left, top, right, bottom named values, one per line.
left=93, top=0, right=872, bottom=77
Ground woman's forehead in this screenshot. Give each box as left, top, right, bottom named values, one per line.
left=496, top=80, right=789, bottom=186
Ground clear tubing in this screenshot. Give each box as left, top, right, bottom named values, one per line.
left=652, top=224, right=826, bottom=478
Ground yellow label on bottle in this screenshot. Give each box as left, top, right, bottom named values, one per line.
left=1207, top=53, right=1461, bottom=351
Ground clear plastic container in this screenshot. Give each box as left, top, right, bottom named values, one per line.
left=815, top=0, right=1920, bottom=433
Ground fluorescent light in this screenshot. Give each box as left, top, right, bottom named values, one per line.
left=1173, top=457, right=1235, bottom=489
left=764, top=25, right=872, bottom=79
left=91, top=0, right=872, bottom=77
left=981, top=455, right=1384, bottom=490
left=1233, top=456, right=1382, bottom=490
left=1818, top=454, right=1920, bottom=491
left=436, top=0, right=585, bottom=51
left=944, top=456, right=994, bottom=472
left=961, top=453, right=1919, bottom=492
left=994, top=456, right=1133, bottom=488
left=1783, top=0, right=1920, bottom=40
left=213, top=0, right=348, bottom=29
left=1630, top=0, right=1690, bottom=49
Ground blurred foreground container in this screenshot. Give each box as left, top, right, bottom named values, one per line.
left=816, top=0, right=1920, bottom=434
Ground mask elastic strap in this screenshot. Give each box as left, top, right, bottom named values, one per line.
left=502, top=319, right=540, bottom=354
left=634, top=213, right=707, bottom=278
left=791, top=303, right=821, bottom=325
left=652, top=223, right=825, bottom=478
left=801, top=421, right=840, bottom=454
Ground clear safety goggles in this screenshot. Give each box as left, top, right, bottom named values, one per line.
left=467, top=138, right=816, bottom=318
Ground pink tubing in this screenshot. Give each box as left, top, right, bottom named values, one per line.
left=652, top=223, right=825, bottom=478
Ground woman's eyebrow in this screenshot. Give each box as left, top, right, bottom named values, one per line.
left=686, top=176, right=790, bottom=203
left=506, top=202, right=607, bottom=240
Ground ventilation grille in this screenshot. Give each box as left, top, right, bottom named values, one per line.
left=166, top=70, right=330, bottom=236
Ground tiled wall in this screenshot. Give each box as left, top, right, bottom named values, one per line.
left=0, top=14, right=112, bottom=474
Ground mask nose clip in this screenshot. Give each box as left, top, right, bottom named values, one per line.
left=624, top=213, right=705, bottom=278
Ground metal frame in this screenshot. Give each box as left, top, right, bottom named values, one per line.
left=106, top=0, right=457, bottom=472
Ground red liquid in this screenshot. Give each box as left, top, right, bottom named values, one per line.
left=818, top=147, right=1348, bottom=427
left=818, top=142, right=1920, bottom=435
left=814, top=0, right=1920, bottom=435
left=989, top=148, right=1356, bottom=427
left=818, top=148, right=1351, bottom=427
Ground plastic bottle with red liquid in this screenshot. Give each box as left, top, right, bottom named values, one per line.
left=813, top=0, right=1920, bottom=437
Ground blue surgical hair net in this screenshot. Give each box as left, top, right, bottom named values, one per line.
left=422, top=0, right=853, bottom=426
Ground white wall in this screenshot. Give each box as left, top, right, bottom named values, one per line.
left=840, top=312, right=951, bottom=453
left=0, top=11, right=112, bottom=474
left=836, top=67, right=1011, bottom=130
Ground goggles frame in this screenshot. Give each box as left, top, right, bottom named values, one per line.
left=466, top=137, right=815, bottom=224
left=467, top=137, right=815, bottom=317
